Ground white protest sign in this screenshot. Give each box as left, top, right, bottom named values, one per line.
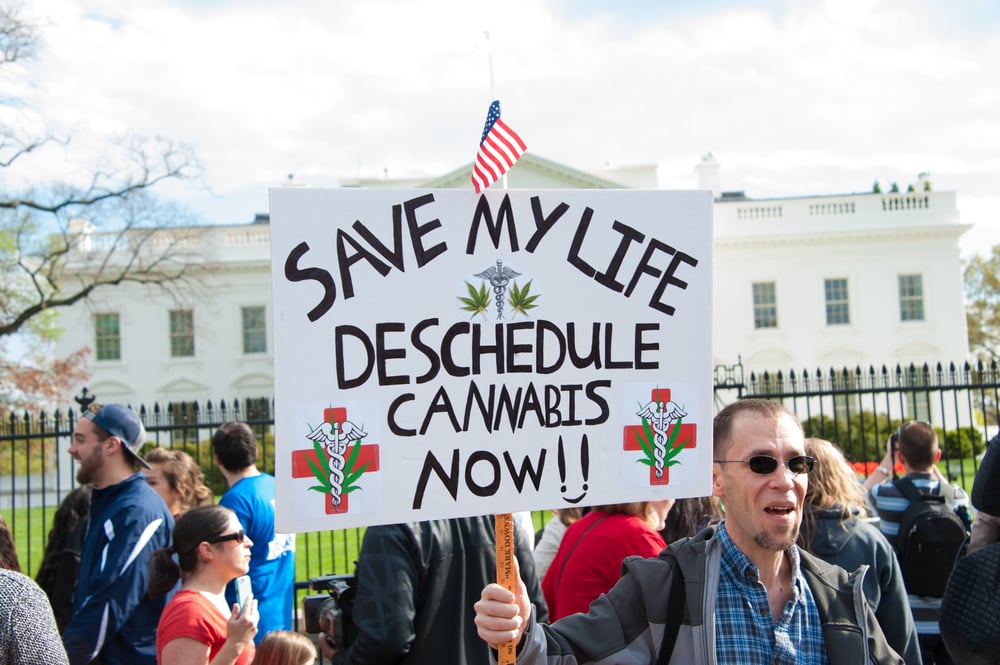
left=269, top=188, right=713, bottom=533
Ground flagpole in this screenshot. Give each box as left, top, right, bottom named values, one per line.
left=485, top=30, right=496, bottom=102
left=484, top=34, right=515, bottom=665
left=484, top=31, right=508, bottom=190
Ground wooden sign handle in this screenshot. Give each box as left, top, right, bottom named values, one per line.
left=495, top=512, right=516, bottom=665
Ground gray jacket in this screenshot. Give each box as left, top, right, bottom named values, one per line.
left=511, top=526, right=905, bottom=665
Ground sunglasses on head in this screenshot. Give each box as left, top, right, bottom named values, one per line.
left=714, top=455, right=815, bottom=475
left=207, top=529, right=247, bottom=545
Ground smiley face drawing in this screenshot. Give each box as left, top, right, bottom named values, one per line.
left=557, top=434, right=590, bottom=504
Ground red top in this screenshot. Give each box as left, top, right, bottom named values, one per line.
left=542, top=510, right=666, bottom=620
left=156, top=589, right=254, bottom=665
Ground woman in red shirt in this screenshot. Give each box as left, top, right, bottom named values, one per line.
left=149, top=504, right=259, bottom=665
left=542, top=500, right=674, bottom=620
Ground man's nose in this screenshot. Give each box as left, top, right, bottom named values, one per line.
left=768, top=464, right=797, bottom=487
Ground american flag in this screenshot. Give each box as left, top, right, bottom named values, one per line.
left=471, top=100, right=526, bottom=194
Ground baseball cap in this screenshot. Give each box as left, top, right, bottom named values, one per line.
left=82, top=403, right=151, bottom=470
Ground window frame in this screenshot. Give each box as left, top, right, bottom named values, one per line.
left=898, top=273, right=925, bottom=322
left=169, top=309, right=196, bottom=358
left=94, top=312, right=121, bottom=361
left=241, top=305, right=268, bottom=355
left=824, top=277, right=850, bottom=326
left=752, top=281, right=778, bottom=329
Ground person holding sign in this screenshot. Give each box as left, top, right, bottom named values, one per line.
left=317, top=515, right=546, bottom=665
left=474, top=399, right=905, bottom=664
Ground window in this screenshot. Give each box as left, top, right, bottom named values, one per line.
left=169, top=309, right=195, bottom=357
left=752, top=282, right=777, bottom=329
left=824, top=278, right=850, bottom=325
left=95, top=313, right=121, bottom=361
left=899, top=274, right=925, bottom=321
left=242, top=306, right=267, bottom=354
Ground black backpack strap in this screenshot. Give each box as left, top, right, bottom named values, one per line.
left=657, top=554, right=685, bottom=665
left=894, top=476, right=945, bottom=505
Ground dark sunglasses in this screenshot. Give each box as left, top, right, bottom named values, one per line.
left=207, top=529, right=247, bottom=545
left=714, top=455, right=815, bottom=475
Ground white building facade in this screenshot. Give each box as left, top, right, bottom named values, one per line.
left=52, top=156, right=971, bottom=407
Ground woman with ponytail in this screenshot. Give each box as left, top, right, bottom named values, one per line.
left=150, top=504, right=259, bottom=665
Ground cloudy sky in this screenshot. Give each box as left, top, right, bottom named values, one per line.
left=12, top=0, right=1000, bottom=256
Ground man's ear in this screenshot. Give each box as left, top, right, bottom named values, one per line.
left=712, top=463, right=725, bottom=498
left=934, top=449, right=942, bottom=463
left=104, top=436, right=123, bottom=457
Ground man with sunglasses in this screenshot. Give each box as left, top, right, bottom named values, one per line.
left=864, top=420, right=971, bottom=665
left=62, top=403, right=174, bottom=665
left=475, top=398, right=905, bottom=664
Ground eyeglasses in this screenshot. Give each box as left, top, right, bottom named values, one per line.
left=207, top=530, right=247, bottom=545
left=714, top=455, right=815, bottom=475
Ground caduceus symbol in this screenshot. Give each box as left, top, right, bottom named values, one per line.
left=636, top=399, right=687, bottom=478
left=475, top=258, right=520, bottom=320
left=306, top=419, right=367, bottom=506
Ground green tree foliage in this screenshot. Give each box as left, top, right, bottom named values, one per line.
left=0, top=2, right=203, bottom=410
left=965, top=245, right=1000, bottom=362
left=802, top=412, right=981, bottom=464
left=801, top=411, right=896, bottom=463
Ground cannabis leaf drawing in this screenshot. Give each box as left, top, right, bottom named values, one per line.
left=634, top=416, right=689, bottom=469
left=306, top=439, right=370, bottom=495
left=459, top=280, right=491, bottom=319
left=508, top=280, right=539, bottom=318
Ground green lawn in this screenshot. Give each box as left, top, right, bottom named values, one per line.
left=9, top=505, right=552, bottom=584
left=939, top=457, right=979, bottom=495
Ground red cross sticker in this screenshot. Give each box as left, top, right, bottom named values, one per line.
left=622, top=388, right=697, bottom=485
left=291, top=407, right=380, bottom=514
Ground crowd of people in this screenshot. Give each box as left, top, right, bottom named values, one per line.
left=0, top=398, right=996, bottom=664
left=0, top=403, right=300, bottom=665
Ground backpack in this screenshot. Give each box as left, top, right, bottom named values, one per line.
left=892, top=476, right=969, bottom=598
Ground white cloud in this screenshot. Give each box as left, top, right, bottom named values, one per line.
left=12, top=0, right=1000, bottom=255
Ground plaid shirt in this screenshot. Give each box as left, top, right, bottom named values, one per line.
left=715, top=523, right=829, bottom=665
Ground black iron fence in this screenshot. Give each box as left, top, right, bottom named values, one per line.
left=3, top=359, right=999, bottom=611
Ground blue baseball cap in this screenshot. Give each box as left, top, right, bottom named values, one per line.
left=82, top=403, right=151, bottom=469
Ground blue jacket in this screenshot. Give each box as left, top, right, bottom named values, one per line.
left=62, top=473, right=174, bottom=665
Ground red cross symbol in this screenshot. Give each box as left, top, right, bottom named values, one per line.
left=622, top=388, right=697, bottom=486
left=291, top=407, right=380, bottom=514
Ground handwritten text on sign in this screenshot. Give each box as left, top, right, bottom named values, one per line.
left=270, top=188, right=713, bottom=532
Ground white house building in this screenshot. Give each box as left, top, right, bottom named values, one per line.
left=52, top=155, right=971, bottom=407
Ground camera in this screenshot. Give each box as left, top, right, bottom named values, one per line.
left=302, top=573, right=358, bottom=651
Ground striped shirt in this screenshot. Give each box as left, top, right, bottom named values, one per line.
left=868, top=472, right=970, bottom=635
left=715, top=523, right=829, bottom=665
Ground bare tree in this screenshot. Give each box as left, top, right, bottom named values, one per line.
left=0, top=2, right=205, bottom=408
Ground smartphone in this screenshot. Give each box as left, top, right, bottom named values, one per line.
left=235, top=575, right=252, bottom=612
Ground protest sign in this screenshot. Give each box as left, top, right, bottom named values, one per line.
left=269, top=188, right=713, bottom=532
